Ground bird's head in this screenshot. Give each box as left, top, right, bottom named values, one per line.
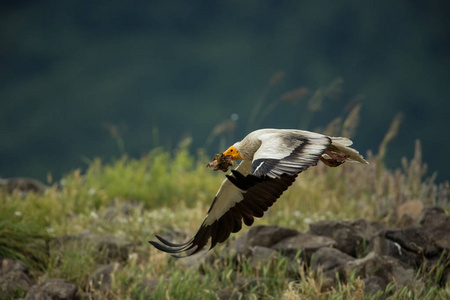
left=223, top=142, right=243, bottom=160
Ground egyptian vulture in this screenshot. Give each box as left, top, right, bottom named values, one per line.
left=149, top=128, right=368, bottom=257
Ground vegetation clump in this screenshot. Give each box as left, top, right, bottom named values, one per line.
left=1, top=133, right=449, bottom=299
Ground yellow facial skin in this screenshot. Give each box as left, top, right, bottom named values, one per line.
left=223, top=146, right=243, bottom=160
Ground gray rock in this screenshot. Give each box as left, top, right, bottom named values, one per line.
left=246, top=225, right=299, bottom=248
left=385, top=227, right=439, bottom=257
left=363, top=276, right=387, bottom=297
left=250, top=246, right=278, bottom=268
left=418, top=206, right=450, bottom=251
left=0, top=258, right=33, bottom=298
left=309, top=219, right=383, bottom=257
left=383, top=256, right=416, bottom=286
left=271, top=233, right=336, bottom=261
left=395, top=213, right=416, bottom=228
left=418, top=206, right=447, bottom=230
left=311, top=247, right=355, bottom=290
left=199, top=210, right=449, bottom=291
left=311, top=247, right=355, bottom=273
left=0, top=270, right=32, bottom=299
left=1, top=258, right=29, bottom=275
left=203, top=230, right=252, bottom=265
left=369, top=230, right=420, bottom=268
left=88, top=263, right=120, bottom=292
left=350, top=219, right=385, bottom=239
left=201, top=232, right=251, bottom=272
left=95, top=236, right=134, bottom=263
left=209, top=225, right=300, bottom=265
left=345, top=252, right=415, bottom=286
left=209, top=225, right=314, bottom=269
left=0, top=177, right=49, bottom=194
left=311, top=245, right=416, bottom=292
left=228, top=231, right=252, bottom=256
left=346, top=252, right=390, bottom=279
left=25, top=279, right=78, bottom=300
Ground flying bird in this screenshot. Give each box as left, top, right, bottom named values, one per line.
left=149, top=128, right=368, bottom=257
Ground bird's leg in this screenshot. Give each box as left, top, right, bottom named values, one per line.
left=320, top=151, right=349, bottom=167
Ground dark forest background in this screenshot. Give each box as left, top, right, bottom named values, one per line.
left=1, top=0, right=449, bottom=182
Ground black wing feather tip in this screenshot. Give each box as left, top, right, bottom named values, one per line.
left=149, top=241, right=183, bottom=253
left=155, top=234, right=191, bottom=248
left=149, top=238, right=201, bottom=256
left=170, top=245, right=201, bottom=258
left=244, top=217, right=254, bottom=226
left=151, top=170, right=299, bottom=256
left=154, top=234, right=176, bottom=245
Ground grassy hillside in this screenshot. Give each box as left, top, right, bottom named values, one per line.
left=1, top=125, right=449, bottom=299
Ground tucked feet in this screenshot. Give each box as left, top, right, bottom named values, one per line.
left=320, top=151, right=349, bottom=167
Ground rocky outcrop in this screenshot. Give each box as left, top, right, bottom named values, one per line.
left=87, top=263, right=121, bottom=293
left=1, top=205, right=449, bottom=299
left=203, top=206, right=450, bottom=297
left=0, top=258, right=33, bottom=299
left=24, top=279, right=78, bottom=300
left=1, top=232, right=135, bottom=299
left=0, top=177, right=49, bottom=194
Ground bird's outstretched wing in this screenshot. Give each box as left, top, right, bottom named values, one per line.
left=150, top=131, right=334, bottom=257
left=149, top=160, right=297, bottom=257
left=251, top=131, right=331, bottom=178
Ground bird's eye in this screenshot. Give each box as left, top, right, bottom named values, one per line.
left=230, top=149, right=233, bottom=152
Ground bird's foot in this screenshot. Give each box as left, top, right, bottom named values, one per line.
left=320, top=151, right=349, bottom=167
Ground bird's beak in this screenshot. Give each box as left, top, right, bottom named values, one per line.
left=223, top=146, right=243, bottom=160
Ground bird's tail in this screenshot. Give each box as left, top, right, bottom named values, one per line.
left=325, top=137, right=368, bottom=164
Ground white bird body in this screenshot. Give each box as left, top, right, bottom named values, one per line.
left=150, top=128, right=368, bottom=257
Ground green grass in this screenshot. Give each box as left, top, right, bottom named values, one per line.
left=0, top=207, right=48, bottom=272
left=1, top=136, right=449, bottom=299
left=1, top=89, right=450, bottom=299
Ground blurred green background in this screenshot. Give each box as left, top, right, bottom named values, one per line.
left=1, top=0, right=449, bottom=182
